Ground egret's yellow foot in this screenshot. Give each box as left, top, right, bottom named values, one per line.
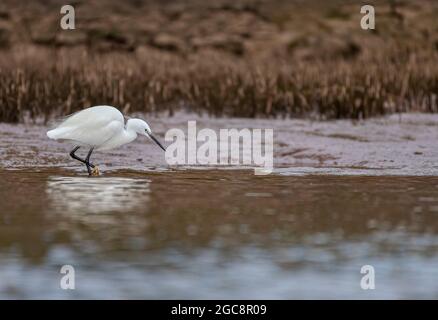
left=91, top=166, right=100, bottom=176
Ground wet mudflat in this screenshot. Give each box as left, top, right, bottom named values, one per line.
left=0, top=168, right=437, bottom=299
left=2, top=113, right=438, bottom=174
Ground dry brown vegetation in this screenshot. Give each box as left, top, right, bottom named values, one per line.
left=0, top=0, right=438, bottom=122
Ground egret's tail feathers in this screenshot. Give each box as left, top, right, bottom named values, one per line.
left=47, top=127, right=71, bottom=140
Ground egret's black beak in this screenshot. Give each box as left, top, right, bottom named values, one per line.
left=147, top=132, right=166, bottom=151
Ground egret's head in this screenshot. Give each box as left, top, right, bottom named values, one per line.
left=128, top=118, right=166, bottom=151
left=128, top=118, right=152, bottom=135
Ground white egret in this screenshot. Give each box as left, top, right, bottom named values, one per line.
left=47, top=105, right=166, bottom=176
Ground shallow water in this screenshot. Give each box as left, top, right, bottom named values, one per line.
left=1, top=168, right=437, bottom=299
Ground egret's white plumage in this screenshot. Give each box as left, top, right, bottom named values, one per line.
left=47, top=105, right=165, bottom=175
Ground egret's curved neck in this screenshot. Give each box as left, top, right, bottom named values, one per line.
left=124, top=121, right=138, bottom=143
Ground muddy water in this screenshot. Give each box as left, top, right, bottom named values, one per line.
left=1, top=168, right=438, bottom=299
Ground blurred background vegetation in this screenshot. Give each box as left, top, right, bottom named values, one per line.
left=0, top=0, right=437, bottom=122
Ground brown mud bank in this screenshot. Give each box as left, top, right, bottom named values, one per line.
left=1, top=112, right=438, bottom=176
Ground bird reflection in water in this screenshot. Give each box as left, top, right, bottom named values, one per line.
left=46, top=176, right=151, bottom=216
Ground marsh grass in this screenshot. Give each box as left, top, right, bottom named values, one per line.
left=1, top=45, right=437, bottom=123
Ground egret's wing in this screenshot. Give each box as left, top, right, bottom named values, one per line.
left=57, top=106, right=123, bottom=128
left=58, top=120, right=124, bottom=146
left=47, top=109, right=84, bottom=130
left=47, top=106, right=125, bottom=146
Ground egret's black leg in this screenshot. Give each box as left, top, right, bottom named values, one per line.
left=85, top=147, right=95, bottom=175
left=70, top=146, right=85, bottom=164
left=69, top=146, right=95, bottom=175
